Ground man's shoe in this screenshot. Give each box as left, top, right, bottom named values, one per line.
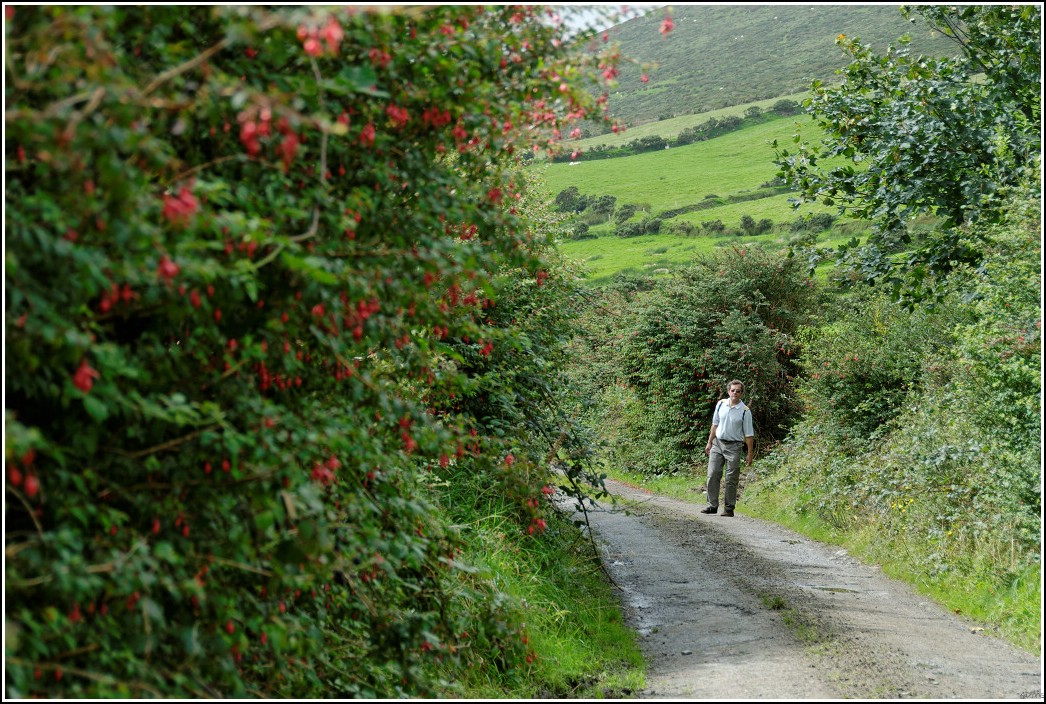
left=720, top=509, right=734, bottom=517
left=700, top=506, right=718, bottom=514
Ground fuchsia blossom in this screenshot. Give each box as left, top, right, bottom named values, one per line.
left=157, top=255, right=180, bottom=283
left=359, top=122, right=376, bottom=147
left=162, top=186, right=198, bottom=225
left=73, top=359, right=100, bottom=393
left=660, top=17, right=675, bottom=35
left=386, top=104, right=410, bottom=128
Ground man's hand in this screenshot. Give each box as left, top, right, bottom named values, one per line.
left=705, top=441, right=712, bottom=456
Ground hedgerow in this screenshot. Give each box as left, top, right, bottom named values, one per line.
left=4, top=5, right=625, bottom=697
left=748, top=197, right=1041, bottom=642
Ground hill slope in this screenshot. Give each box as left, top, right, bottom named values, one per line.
left=597, top=4, right=960, bottom=128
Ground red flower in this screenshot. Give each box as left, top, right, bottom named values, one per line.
left=386, top=104, right=410, bottom=128
left=311, top=462, right=335, bottom=486
left=369, top=47, right=392, bottom=69
left=72, top=359, right=100, bottom=393
left=24, top=474, right=39, bottom=498
left=660, top=17, right=675, bottom=35
left=157, top=255, right=180, bottom=283
left=162, top=186, right=198, bottom=225
left=359, top=122, right=376, bottom=147
left=322, top=17, right=344, bottom=54
left=279, top=133, right=299, bottom=171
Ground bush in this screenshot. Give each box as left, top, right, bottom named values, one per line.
left=771, top=99, right=800, bottom=115
left=607, top=247, right=822, bottom=473
left=748, top=198, right=1041, bottom=645
left=568, top=221, right=594, bottom=240
left=791, top=212, right=837, bottom=232
left=614, top=222, right=645, bottom=238
left=667, top=221, right=696, bottom=236
left=3, top=5, right=619, bottom=698
left=795, top=288, right=960, bottom=447
left=614, top=203, right=638, bottom=224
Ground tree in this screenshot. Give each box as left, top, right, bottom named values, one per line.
left=772, top=4, right=1041, bottom=303
left=613, top=247, right=821, bottom=473
left=589, top=194, right=617, bottom=219
left=555, top=185, right=584, bottom=213
left=4, top=5, right=622, bottom=697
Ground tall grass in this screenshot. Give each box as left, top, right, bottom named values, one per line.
left=434, top=472, right=646, bottom=698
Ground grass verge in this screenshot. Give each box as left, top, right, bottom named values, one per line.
left=449, top=493, right=646, bottom=698
left=743, top=480, right=1042, bottom=654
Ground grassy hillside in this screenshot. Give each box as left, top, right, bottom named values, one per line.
left=530, top=113, right=858, bottom=284
left=537, top=117, right=818, bottom=214
left=571, top=90, right=812, bottom=151
left=596, top=4, right=961, bottom=129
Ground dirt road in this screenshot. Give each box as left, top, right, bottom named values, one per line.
left=566, top=478, right=1043, bottom=699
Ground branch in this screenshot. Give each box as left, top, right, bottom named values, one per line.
left=143, top=39, right=230, bottom=96
left=118, top=426, right=219, bottom=460
left=290, top=58, right=332, bottom=244
left=8, top=539, right=149, bottom=588
left=206, top=555, right=274, bottom=577
left=3, top=658, right=165, bottom=698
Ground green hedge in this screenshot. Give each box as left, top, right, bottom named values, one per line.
left=4, top=5, right=619, bottom=697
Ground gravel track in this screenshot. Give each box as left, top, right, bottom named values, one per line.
left=563, top=478, right=1043, bottom=700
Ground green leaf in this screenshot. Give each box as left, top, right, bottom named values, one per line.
left=82, top=395, right=110, bottom=422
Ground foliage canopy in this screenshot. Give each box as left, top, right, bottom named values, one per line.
left=773, top=4, right=1041, bottom=303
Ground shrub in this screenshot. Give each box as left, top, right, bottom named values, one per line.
left=795, top=288, right=960, bottom=447
left=3, top=5, right=619, bottom=698
left=614, top=203, right=638, bottom=224
left=614, top=222, right=645, bottom=238
left=610, top=247, right=822, bottom=473
left=568, top=221, right=594, bottom=240
left=771, top=99, right=800, bottom=115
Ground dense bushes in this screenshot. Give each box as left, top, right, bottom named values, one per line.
left=748, top=197, right=1041, bottom=640
left=4, top=5, right=620, bottom=697
left=794, top=289, right=965, bottom=447
left=570, top=247, right=820, bottom=475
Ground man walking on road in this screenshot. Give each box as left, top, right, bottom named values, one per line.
left=702, top=379, right=754, bottom=517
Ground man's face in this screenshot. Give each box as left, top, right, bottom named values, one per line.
left=728, top=385, right=743, bottom=399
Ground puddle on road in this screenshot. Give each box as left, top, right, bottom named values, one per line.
left=806, top=585, right=859, bottom=593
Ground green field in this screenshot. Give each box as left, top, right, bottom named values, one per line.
left=571, top=91, right=813, bottom=151
left=533, top=116, right=834, bottom=217
left=529, top=113, right=860, bottom=284
left=554, top=227, right=861, bottom=286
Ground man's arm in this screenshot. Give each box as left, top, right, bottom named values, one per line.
left=705, top=424, right=717, bottom=456
left=744, top=435, right=754, bottom=466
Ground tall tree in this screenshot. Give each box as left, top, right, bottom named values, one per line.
left=773, top=4, right=1041, bottom=303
